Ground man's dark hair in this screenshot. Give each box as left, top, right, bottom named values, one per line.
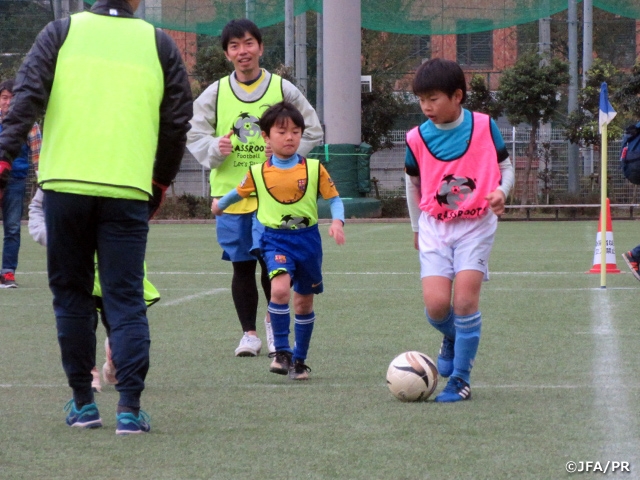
left=259, top=102, right=306, bottom=135
left=412, top=58, right=467, bottom=104
left=221, top=18, right=263, bottom=51
left=0, top=79, right=14, bottom=96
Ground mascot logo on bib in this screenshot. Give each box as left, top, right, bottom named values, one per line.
left=435, top=174, right=476, bottom=210
left=233, top=113, right=261, bottom=143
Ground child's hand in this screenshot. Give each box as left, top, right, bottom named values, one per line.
left=485, top=189, right=506, bottom=216
left=211, top=198, right=223, bottom=217
left=329, top=220, right=345, bottom=245
left=219, top=131, right=234, bottom=157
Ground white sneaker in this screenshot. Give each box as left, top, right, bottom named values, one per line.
left=264, top=315, right=275, bottom=354
left=102, top=337, right=117, bottom=385
left=91, top=367, right=102, bottom=393
left=235, top=333, right=262, bottom=357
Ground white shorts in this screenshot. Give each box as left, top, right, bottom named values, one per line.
left=418, top=211, right=498, bottom=281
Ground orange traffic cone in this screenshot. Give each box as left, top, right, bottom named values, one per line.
left=588, top=198, right=621, bottom=274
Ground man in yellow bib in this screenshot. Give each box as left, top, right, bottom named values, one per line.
left=187, top=18, right=323, bottom=358
left=0, top=0, right=193, bottom=434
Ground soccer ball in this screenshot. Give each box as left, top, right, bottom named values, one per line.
left=386, top=351, right=438, bottom=402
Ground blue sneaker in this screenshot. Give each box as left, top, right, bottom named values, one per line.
left=437, top=336, right=455, bottom=377
left=116, top=410, right=151, bottom=435
left=434, top=377, right=471, bottom=403
left=64, top=400, right=103, bottom=428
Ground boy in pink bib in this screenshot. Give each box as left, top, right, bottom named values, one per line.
left=405, top=59, right=514, bottom=402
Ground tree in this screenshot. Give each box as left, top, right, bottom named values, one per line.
left=465, top=74, right=502, bottom=119
left=360, top=29, right=414, bottom=150
left=498, top=53, right=569, bottom=205
left=612, top=62, right=640, bottom=120
left=564, top=59, right=625, bottom=147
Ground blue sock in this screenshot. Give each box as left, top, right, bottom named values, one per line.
left=292, top=312, right=315, bottom=363
left=267, top=302, right=292, bottom=353
left=451, top=312, right=482, bottom=385
left=426, top=308, right=455, bottom=340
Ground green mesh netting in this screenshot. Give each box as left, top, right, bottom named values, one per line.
left=82, top=0, right=640, bottom=36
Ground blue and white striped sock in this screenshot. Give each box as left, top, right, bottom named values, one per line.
left=267, top=301, right=292, bottom=353
left=451, top=311, right=482, bottom=385
left=293, top=312, right=315, bottom=363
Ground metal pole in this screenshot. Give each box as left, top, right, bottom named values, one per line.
left=295, top=13, right=307, bottom=95
left=316, top=12, right=324, bottom=123
left=245, top=0, right=256, bottom=21
left=285, top=0, right=294, bottom=69
left=322, top=0, right=361, bottom=144
left=568, top=0, right=580, bottom=193
left=582, top=0, right=593, bottom=87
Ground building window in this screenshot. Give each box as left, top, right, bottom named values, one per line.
left=457, top=22, right=492, bottom=69
left=411, top=35, right=431, bottom=63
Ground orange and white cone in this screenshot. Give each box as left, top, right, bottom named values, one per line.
left=588, top=198, right=621, bottom=274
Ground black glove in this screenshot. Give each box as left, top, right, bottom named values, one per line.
left=148, top=180, right=168, bottom=220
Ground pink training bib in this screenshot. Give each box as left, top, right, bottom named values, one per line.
left=406, top=112, right=501, bottom=222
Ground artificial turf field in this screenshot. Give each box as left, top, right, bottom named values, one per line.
left=2, top=220, right=640, bottom=479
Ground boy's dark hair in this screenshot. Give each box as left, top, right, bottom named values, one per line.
left=259, top=102, right=306, bottom=135
left=221, top=18, right=263, bottom=51
left=0, top=79, right=14, bottom=96
left=412, top=58, right=466, bottom=104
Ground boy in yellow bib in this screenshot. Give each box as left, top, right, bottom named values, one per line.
left=212, top=102, right=345, bottom=379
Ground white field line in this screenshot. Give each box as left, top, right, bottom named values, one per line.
left=15, top=270, right=636, bottom=277
left=2, top=382, right=636, bottom=390
left=590, top=291, right=639, bottom=463
left=158, top=288, right=228, bottom=306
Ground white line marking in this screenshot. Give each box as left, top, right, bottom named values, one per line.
left=590, top=290, right=640, bottom=462
left=159, top=288, right=228, bottom=306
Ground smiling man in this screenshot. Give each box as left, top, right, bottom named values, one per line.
left=187, top=18, right=323, bottom=359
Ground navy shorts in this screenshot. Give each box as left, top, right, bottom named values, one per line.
left=260, top=224, right=323, bottom=295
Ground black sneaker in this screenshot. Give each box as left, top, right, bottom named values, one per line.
left=622, top=251, right=640, bottom=281
left=289, top=360, right=311, bottom=380
left=268, top=351, right=292, bottom=375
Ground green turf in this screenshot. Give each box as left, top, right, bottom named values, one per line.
left=2, top=220, right=640, bottom=479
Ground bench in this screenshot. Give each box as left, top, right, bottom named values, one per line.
left=503, top=204, right=640, bottom=220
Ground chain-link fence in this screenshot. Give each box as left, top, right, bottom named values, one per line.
left=367, top=127, right=636, bottom=205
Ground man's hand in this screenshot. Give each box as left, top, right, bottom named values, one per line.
left=485, top=189, right=506, bottom=216
left=211, top=198, right=223, bottom=217
left=219, top=131, right=234, bottom=157
left=148, top=180, right=169, bottom=220
left=329, top=219, right=345, bottom=245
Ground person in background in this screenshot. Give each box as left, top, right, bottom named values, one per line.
left=0, top=79, right=41, bottom=288
left=187, top=18, right=323, bottom=358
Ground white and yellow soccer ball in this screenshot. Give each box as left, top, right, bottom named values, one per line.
left=386, top=351, right=438, bottom=402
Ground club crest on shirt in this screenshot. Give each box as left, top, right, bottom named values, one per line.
left=275, top=254, right=287, bottom=264
left=298, top=179, right=307, bottom=191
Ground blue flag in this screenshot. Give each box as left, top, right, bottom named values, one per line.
left=599, top=82, right=616, bottom=133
